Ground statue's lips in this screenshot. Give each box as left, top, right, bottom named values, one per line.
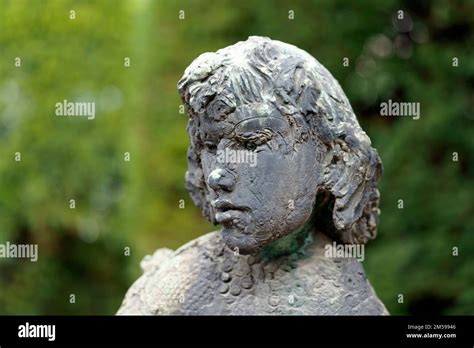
left=212, top=199, right=249, bottom=224
left=215, top=210, right=247, bottom=224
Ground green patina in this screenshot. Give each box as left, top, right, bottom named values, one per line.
left=259, top=222, right=314, bottom=260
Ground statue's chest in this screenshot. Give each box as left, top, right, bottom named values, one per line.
left=183, top=252, right=349, bottom=315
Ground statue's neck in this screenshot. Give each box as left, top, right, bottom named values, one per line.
left=259, top=223, right=314, bottom=260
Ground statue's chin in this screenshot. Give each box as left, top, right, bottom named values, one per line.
left=221, top=228, right=262, bottom=255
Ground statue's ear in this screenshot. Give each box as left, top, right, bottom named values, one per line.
left=320, top=134, right=383, bottom=244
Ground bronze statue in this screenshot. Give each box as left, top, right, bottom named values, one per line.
left=118, top=36, right=388, bottom=315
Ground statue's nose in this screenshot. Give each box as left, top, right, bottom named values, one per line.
left=208, top=168, right=235, bottom=192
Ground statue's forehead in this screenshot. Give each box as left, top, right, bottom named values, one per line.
left=198, top=102, right=288, bottom=140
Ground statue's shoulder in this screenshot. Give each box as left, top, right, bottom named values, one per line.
left=117, top=231, right=224, bottom=315
left=292, top=233, right=389, bottom=315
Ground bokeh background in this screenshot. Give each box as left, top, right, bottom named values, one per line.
left=0, top=0, right=473, bottom=315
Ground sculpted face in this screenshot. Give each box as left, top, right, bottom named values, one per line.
left=194, top=99, right=322, bottom=254
left=180, top=37, right=383, bottom=254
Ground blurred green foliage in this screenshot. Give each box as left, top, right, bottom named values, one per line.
left=0, top=0, right=473, bottom=314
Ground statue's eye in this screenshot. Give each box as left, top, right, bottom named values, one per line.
left=204, top=141, right=217, bottom=153
left=244, top=142, right=257, bottom=151
left=236, top=129, right=273, bottom=151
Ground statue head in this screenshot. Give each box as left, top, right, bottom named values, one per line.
left=178, top=36, right=382, bottom=255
